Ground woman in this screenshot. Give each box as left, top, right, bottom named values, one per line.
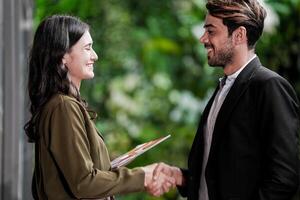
left=24, top=15, right=173, bottom=200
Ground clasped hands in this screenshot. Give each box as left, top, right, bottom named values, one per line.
left=142, top=162, right=183, bottom=197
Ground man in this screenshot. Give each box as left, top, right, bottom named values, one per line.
left=154, top=0, right=300, bottom=199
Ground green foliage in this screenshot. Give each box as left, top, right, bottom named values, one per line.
left=259, top=0, right=300, bottom=96
left=34, top=0, right=300, bottom=199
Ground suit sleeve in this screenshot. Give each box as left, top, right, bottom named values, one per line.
left=177, top=168, right=189, bottom=197
left=48, top=99, right=145, bottom=199
left=258, top=77, right=300, bottom=200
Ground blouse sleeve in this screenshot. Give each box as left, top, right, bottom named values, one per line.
left=48, top=98, right=145, bottom=199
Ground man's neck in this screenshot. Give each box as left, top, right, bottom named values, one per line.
left=224, top=50, right=256, bottom=76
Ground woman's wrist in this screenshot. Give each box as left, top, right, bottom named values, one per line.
left=141, top=164, right=157, bottom=187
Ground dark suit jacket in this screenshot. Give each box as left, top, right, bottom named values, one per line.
left=178, top=57, right=300, bottom=200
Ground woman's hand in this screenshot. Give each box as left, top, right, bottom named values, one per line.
left=141, top=163, right=176, bottom=196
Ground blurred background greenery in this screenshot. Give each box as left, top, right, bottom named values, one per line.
left=33, top=0, right=300, bottom=199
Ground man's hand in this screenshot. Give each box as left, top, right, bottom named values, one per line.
left=142, top=163, right=176, bottom=196
left=142, top=162, right=184, bottom=197
left=153, top=162, right=184, bottom=186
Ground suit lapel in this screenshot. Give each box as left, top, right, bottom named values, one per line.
left=208, top=57, right=262, bottom=159
left=189, top=85, right=220, bottom=166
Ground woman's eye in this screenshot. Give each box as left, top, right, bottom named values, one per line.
left=85, top=44, right=92, bottom=50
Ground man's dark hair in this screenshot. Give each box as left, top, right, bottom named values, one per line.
left=206, top=0, right=267, bottom=49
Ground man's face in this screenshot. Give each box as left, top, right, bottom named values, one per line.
left=200, top=14, right=234, bottom=67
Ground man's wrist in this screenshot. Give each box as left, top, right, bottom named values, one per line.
left=172, top=166, right=184, bottom=186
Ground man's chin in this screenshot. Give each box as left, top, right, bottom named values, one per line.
left=208, top=60, right=223, bottom=68
left=207, top=58, right=215, bottom=66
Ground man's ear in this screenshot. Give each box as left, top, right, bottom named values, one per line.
left=233, top=26, right=247, bottom=45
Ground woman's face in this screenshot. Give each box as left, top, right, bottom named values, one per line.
left=63, top=31, right=98, bottom=89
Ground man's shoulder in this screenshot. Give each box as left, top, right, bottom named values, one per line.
left=250, top=65, right=291, bottom=87
left=239, top=57, right=282, bottom=83
left=253, top=66, right=281, bottom=81
left=250, top=65, right=297, bottom=97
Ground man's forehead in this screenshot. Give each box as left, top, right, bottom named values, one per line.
left=204, top=14, right=224, bottom=28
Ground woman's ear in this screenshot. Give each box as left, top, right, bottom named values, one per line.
left=62, top=53, right=69, bottom=66
left=61, top=54, right=69, bottom=70
left=62, top=55, right=67, bottom=65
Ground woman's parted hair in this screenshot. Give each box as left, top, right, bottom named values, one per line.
left=206, top=0, right=267, bottom=49
left=24, top=15, right=89, bottom=142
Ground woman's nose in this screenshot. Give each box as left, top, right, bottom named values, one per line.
left=91, top=49, right=98, bottom=61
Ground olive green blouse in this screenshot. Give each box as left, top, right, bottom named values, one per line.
left=33, top=94, right=145, bottom=199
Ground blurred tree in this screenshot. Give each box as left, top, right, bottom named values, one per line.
left=33, top=0, right=300, bottom=199
left=258, top=0, right=300, bottom=97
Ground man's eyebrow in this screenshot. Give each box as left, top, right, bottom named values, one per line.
left=203, top=24, right=216, bottom=28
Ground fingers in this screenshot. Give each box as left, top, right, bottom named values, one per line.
left=147, top=176, right=172, bottom=196
left=147, top=183, right=163, bottom=197
left=155, top=162, right=184, bottom=186
left=145, top=162, right=177, bottom=197
left=161, top=175, right=175, bottom=194
left=153, top=162, right=172, bottom=181
left=163, top=174, right=176, bottom=188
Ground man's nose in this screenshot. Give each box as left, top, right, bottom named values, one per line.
left=199, top=32, right=208, bottom=44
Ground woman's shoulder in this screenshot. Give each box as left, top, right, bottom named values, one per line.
left=44, top=93, right=83, bottom=113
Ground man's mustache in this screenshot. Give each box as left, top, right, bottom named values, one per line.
left=204, top=44, right=213, bottom=49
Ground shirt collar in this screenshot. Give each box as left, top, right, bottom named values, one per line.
left=219, top=54, right=257, bottom=87
left=227, top=54, right=256, bottom=80
left=226, top=54, right=257, bottom=82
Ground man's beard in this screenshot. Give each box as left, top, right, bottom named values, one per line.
left=206, top=42, right=234, bottom=67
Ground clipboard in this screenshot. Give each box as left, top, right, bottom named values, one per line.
left=110, top=134, right=171, bottom=169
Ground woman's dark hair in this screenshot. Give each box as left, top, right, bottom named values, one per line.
left=24, top=15, right=89, bottom=142
left=206, top=0, right=267, bottom=49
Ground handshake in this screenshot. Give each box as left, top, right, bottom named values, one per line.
left=142, top=162, right=184, bottom=197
